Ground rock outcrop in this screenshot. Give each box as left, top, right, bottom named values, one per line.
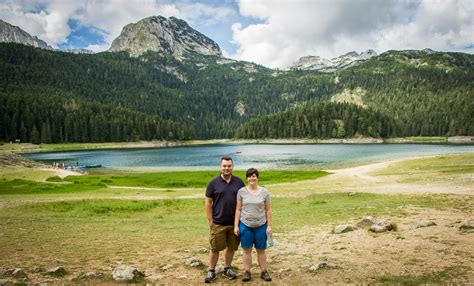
left=109, top=16, right=222, bottom=58
left=0, top=19, right=52, bottom=49
left=333, top=224, right=356, bottom=234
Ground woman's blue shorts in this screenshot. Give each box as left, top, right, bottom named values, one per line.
left=239, top=221, right=267, bottom=250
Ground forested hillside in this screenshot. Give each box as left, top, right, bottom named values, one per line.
left=236, top=101, right=398, bottom=139
left=1, top=43, right=472, bottom=143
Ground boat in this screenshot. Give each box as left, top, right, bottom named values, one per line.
left=85, top=164, right=102, bottom=168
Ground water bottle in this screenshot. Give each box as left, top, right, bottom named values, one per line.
left=267, top=235, right=274, bottom=248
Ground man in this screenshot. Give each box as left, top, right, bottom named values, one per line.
left=204, top=156, right=245, bottom=283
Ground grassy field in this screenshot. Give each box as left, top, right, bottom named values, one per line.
left=1, top=192, right=470, bottom=271
left=0, top=153, right=472, bottom=284
left=63, top=170, right=329, bottom=188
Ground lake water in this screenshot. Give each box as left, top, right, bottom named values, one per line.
left=22, top=144, right=474, bottom=170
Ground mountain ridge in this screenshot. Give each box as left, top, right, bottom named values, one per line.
left=0, top=19, right=52, bottom=50
left=290, top=49, right=378, bottom=72
left=0, top=15, right=472, bottom=143
left=108, top=15, right=222, bottom=58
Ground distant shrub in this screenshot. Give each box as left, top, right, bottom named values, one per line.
left=46, top=176, right=63, bottom=182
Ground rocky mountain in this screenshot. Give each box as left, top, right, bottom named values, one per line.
left=1, top=14, right=472, bottom=142
left=0, top=19, right=52, bottom=50
left=63, top=48, right=94, bottom=54
left=291, top=49, right=377, bottom=72
left=108, top=16, right=222, bottom=58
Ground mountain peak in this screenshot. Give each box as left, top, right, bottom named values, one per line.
left=0, top=19, right=52, bottom=50
left=291, top=49, right=378, bottom=72
left=108, top=15, right=222, bottom=58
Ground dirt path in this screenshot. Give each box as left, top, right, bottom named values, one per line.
left=37, top=167, right=82, bottom=179
left=270, top=155, right=474, bottom=196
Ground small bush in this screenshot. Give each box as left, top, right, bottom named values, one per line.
left=46, top=176, right=63, bottom=182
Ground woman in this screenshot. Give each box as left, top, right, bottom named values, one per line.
left=234, top=168, right=272, bottom=282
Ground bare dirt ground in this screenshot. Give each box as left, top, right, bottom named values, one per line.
left=154, top=208, right=473, bottom=285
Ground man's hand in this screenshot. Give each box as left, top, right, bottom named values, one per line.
left=234, top=226, right=240, bottom=236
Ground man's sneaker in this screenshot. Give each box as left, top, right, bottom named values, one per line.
left=222, top=267, right=237, bottom=280
left=204, top=270, right=216, bottom=283
left=242, top=270, right=251, bottom=282
left=260, top=271, right=272, bottom=282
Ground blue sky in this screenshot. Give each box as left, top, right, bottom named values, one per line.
left=1, top=0, right=472, bottom=68
left=56, top=0, right=262, bottom=55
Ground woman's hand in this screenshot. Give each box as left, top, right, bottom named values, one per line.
left=234, top=226, right=240, bottom=236
left=266, top=226, right=272, bottom=236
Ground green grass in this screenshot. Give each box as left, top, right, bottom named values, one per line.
left=0, top=190, right=472, bottom=282
left=371, top=153, right=474, bottom=177
left=64, top=170, right=329, bottom=188
left=0, top=168, right=58, bottom=181
left=10, top=192, right=471, bottom=230
left=46, top=176, right=63, bottom=182
left=0, top=179, right=104, bottom=195
left=377, top=265, right=471, bottom=285
left=22, top=199, right=199, bottom=217
left=406, top=136, right=447, bottom=143
left=0, top=170, right=328, bottom=196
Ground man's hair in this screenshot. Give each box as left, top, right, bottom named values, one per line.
left=221, top=156, right=233, bottom=162
left=246, top=168, right=259, bottom=178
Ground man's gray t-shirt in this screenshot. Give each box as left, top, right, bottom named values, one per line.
left=237, top=187, right=271, bottom=228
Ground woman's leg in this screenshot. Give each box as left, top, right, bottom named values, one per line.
left=256, top=249, right=267, bottom=272
left=243, top=248, right=253, bottom=271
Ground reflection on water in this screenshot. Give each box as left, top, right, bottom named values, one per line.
left=22, top=144, right=474, bottom=169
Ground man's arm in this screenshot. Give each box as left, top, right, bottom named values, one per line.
left=205, top=197, right=213, bottom=226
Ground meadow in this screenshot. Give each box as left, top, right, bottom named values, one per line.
left=0, top=153, right=472, bottom=284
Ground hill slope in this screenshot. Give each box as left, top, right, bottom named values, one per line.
left=0, top=16, right=472, bottom=143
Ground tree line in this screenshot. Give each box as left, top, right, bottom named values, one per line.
left=0, top=87, right=195, bottom=143
left=236, top=101, right=399, bottom=139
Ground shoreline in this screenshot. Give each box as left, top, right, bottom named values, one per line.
left=1, top=136, right=472, bottom=154
left=42, top=151, right=474, bottom=176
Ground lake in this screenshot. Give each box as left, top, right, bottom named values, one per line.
left=22, top=144, right=474, bottom=170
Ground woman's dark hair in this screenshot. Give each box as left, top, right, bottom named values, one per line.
left=246, top=168, right=259, bottom=178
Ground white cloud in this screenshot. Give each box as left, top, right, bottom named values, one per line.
left=170, top=2, right=235, bottom=26
left=231, top=0, right=474, bottom=68
left=1, top=0, right=471, bottom=65
left=84, top=43, right=110, bottom=53
left=0, top=0, right=235, bottom=50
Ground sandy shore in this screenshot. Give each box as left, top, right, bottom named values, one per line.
left=269, top=154, right=474, bottom=196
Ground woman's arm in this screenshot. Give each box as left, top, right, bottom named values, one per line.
left=234, top=199, right=242, bottom=236
left=266, top=202, right=272, bottom=235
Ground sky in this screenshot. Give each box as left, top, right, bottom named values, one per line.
left=0, top=0, right=472, bottom=68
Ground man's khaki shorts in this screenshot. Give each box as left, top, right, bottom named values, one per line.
left=209, top=223, right=240, bottom=252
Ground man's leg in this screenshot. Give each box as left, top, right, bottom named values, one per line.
left=205, top=251, right=219, bottom=283
left=225, top=225, right=239, bottom=267
left=208, top=250, right=219, bottom=270
left=224, top=247, right=234, bottom=267
left=221, top=226, right=239, bottom=280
